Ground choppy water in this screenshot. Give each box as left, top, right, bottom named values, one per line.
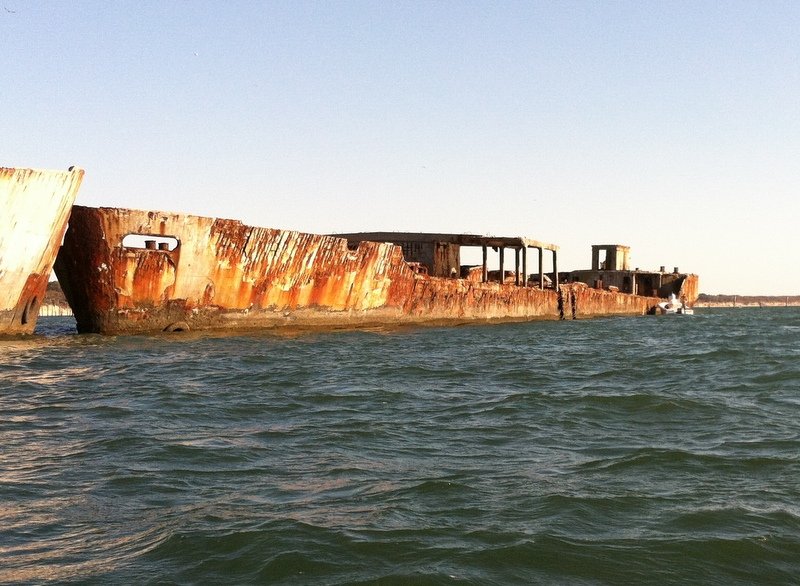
left=1, top=309, right=799, bottom=584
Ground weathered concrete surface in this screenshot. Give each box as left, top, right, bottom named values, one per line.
left=0, top=167, right=84, bottom=334
left=55, top=206, right=664, bottom=335
left=677, top=274, right=700, bottom=305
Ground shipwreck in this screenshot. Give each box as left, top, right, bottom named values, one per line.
left=53, top=205, right=698, bottom=335
left=0, top=166, right=84, bottom=335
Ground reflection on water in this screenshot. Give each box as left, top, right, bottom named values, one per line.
left=0, top=364, right=97, bottom=386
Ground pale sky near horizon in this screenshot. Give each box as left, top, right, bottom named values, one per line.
left=3, top=1, right=799, bottom=295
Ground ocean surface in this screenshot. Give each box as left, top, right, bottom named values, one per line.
left=1, top=308, right=799, bottom=585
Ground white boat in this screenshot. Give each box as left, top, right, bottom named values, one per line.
left=658, top=293, right=694, bottom=315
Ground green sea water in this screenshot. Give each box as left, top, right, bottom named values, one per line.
left=1, top=308, right=799, bottom=584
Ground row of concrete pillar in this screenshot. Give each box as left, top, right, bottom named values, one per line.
left=480, top=245, right=559, bottom=290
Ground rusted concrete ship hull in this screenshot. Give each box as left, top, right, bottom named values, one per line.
left=54, top=206, right=667, bottom=335
left=0, top=167, right=84, bottom=335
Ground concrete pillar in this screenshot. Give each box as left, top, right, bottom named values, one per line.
left=607, top=247, right=617, bottom=271
left=498, top=247, right=505, bottom=284
left=553, top=250, right=559, bottom=291
left=522, top=247, right=528, bottom=288
left=514, top=248, right=520, bottom=286
left=482, top=245, right=488, bottom=283
left=538, top=247, right=544, bottom=290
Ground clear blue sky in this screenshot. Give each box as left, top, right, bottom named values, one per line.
left=4, top=1, right=799, bottom=295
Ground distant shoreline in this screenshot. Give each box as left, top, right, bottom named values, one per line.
left=696, top=302, right=800, bottom=308
left=696, top=294, right=800, bottom=308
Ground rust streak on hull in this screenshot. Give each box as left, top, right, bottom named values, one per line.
left=0, top=167, right=84, bottom=335
left=55, top=206, right=676, bottom=335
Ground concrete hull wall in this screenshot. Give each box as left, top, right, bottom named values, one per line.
left=0, top=167, right=84, bottom=334
left=55, top=206, right=663, bottom=334
left=677, top=274, right=700, bottom=305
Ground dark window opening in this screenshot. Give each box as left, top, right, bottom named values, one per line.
left=622, top=276, right=632, bottom=294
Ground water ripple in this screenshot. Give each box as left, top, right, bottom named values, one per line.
left=1, top=309, right=799, bottom=583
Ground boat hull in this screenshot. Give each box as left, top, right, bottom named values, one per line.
left=0, top=167, right=84, bottom=335
left=54, top=206, right=664, bottom=334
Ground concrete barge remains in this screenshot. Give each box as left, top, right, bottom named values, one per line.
left=53, top=205, right=698, bottom=335
left=0, top=166, right=84, bottom=334
left=567, top=244, right=699, bottom=302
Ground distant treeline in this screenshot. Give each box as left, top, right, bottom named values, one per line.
left=697, top=293, right=800, bottom=306
left=45, top=281, right=70, bottom=308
